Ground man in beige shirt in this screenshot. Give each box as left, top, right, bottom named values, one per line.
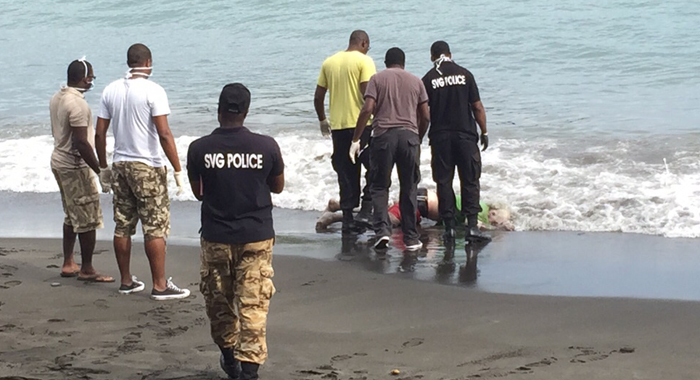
left=50, top=58, right=112, bottom=282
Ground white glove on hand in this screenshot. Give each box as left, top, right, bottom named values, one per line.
left=349, top=140, right=361, bottom=164
left=98, top=168, right=112, bottom=193
left=174, top=171, right=185, bottom=196
left=319, top=119, right=331, bottom=137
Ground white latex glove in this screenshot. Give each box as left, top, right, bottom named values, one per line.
left=174, top=171, right=185, bottom=196
left=349, top=140, right=361, bottom=164
left=98, top=168, right=112, bottom=193
left=319, top=119, right=331, bottom=138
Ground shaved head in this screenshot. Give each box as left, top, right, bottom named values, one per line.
left=349, top=30, right=369, bottom=45
left=127, top=43, right=152, bottom=67
left=348, top=30, right=370, bottom=54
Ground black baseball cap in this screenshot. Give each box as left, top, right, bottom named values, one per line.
left=218, top=83, right=251, bottom=114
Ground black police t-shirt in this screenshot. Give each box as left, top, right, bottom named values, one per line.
left=186, top=127, right=284, bottom=245
left=421, top=60, right=481, bottom=141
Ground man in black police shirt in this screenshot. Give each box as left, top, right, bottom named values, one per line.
left=422, top=41, right=490, bottom=244
left=186, top=83, right=284, bottom=380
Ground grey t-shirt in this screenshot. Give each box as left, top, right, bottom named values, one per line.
left=364, top=67, right=429, bottom=137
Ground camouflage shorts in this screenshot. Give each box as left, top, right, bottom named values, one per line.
left=112, top=161, right=170, bottom=240
left=52, top=167, right=104, bottom=233
left=200, top=238, right=275, bottom=364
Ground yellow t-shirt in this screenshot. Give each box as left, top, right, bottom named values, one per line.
left=317, top=50, right=376, bottom=130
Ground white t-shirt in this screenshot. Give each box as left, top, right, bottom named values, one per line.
left=98, top=77, right=171, bottom=167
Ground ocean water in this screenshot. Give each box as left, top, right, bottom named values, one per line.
left=1, top=0, right=699, bottom=237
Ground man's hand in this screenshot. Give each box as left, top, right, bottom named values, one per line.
left=174, top=171, right=185, bottom=196
left=98, top=168, right=112, bottom=193
left=480, top=133, right=489, bottom=151
left=349, top=140, right=361, bottom=164
left=319, top=119, right=331, bottom=138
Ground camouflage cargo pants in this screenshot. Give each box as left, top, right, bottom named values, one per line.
left=200, top=238, right=275, bottom=364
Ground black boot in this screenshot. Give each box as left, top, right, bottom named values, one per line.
left=354, top=201, right=373, bottom=227
left=443, top=218, right=456, bottom=244
left=342, top=209, right=364, bottom=234
left=219, top=346, right=240, bottom=380
left=465, top=215, right=491, bottom=244
left=240, top=361, right=260, bottom=380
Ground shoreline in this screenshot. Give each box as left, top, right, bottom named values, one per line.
left=1, top=238, right=700, bottom=379
left=2, top=187, right=700, bottom=301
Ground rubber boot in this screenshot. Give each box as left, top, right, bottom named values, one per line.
left=354, top=201, right=373, bottom=227
left=219, top=346, right=240, bottom=380
left=240, top=362, right=260, bottom=380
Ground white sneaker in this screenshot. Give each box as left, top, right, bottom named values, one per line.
left=118, top=276, right=145, bottom=294
left=150, top=277, right=190, bottom=301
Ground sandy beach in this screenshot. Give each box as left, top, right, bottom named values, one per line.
left=1, top=236, right=700, bottom=380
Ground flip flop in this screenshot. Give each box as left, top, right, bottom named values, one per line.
left=77, top=273, right=115, bottom=283
left=60, top=270, right=80, bottom=278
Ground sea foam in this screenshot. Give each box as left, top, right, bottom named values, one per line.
left=1, top=134, right=699, bottom=238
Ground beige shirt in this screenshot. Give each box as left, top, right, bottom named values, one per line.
left=50, top=87, right=94, bottom=170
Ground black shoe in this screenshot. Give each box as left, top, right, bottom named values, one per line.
left=220, top=352, right=241, bottom=380
left=240, top=362, right=260, bottom=380
left=465, top=227, right=492, bottom=245
left=404, top=239, right=423, bottom=252
left=354, top=201, right=373, bottom=227
left=150, top=277, right=190, bottom=300
left=342, top=210, right=365, bottom=234
left=342, top=220, right=365, bottom=235
left=373, top=235, right=390, bottom=250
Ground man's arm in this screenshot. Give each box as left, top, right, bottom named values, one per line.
left=313, top=85, right=327, bottom=121
left=95, top=117, right=111, bottom=168
left=360, top=81, right=369, bottom=96
left=267, top=172, right=284, bottom=194
left=72, top=127, right=100, bottom=173
left=189, top=179, right=203, bottom=201
left=352, top=97, right=375, bottom=142
left=152, top=115, right=182, bottom=172
left=472, top=100, right=487, bottom=135
left=417, top=101, right=430, bottom=141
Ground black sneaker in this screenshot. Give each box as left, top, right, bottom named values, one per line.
left=118, top=276, right=145, bottom=294
left=373, top=235, right=390, bottom=250
left=220, top=352, right=241, bottom=380
left=405, top=239, right=423, bottom=252
left=150, top=278, right=190, bottom=301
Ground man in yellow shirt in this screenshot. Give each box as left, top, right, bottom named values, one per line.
left=314, top=30, right=376, bottom=233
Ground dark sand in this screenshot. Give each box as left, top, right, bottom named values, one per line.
left=1, top=236, right=700, bottom=380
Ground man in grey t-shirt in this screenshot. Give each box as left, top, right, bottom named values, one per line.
left=350, top=47, right=430, bottom=251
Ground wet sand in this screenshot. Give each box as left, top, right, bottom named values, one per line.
left=1, top=237, right=700, bottom=379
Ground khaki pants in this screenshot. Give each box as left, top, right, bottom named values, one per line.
left=200, top=238, right=275, bottom=364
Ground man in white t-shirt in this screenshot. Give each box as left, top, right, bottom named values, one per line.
left=95, top=43, right=189, bottom=301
